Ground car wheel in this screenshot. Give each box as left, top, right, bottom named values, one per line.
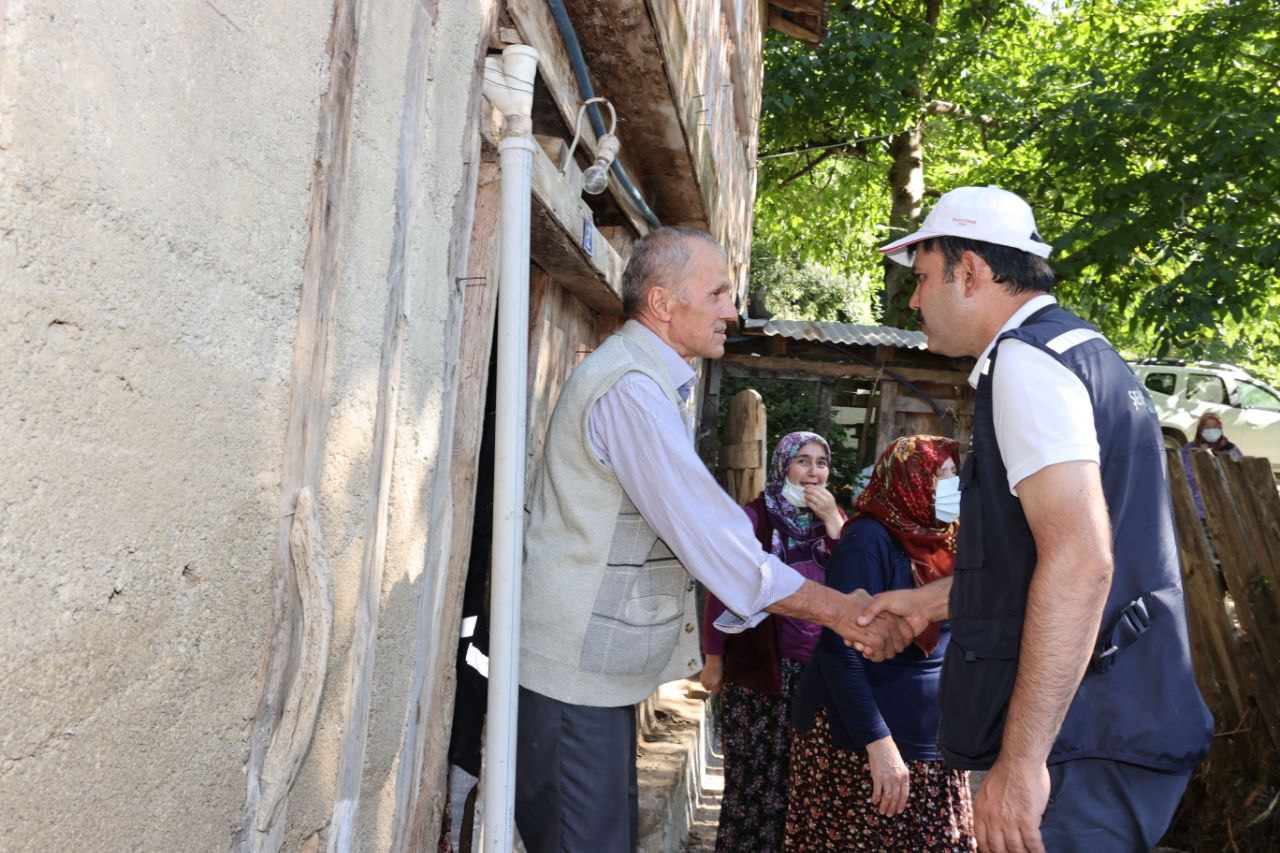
left=1162, top=430, right=1186, bottom=451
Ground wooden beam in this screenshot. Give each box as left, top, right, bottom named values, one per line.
left=721, top=353, right=969, bottom=385
left=400, top=159, right=501, bottom=851
left=767, top=12, right=821, bottom=44
left=328, top=0, right=445, bottom=846
left=240, top=0, right=364, bottom=848
left=769, top=0, right=824, bottom=14
left=483, top=108, right=625, bottom=314
left=506, top=0, right=653, bottom=235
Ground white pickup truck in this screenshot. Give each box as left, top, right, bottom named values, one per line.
left=1129, top=358, right=1280, bottom=474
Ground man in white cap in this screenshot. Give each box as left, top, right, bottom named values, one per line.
left=861, top=187, right=1212, bottom=851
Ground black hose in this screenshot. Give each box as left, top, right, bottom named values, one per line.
left=545, top=0, right=663, bottom=230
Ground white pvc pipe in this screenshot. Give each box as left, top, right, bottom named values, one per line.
left=482, top=43, right=538, bottom=853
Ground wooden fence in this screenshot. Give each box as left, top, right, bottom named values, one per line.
left=1167, top=448, right=1280, bottom=847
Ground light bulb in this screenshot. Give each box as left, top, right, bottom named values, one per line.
left=582, top=160, right=610, bottom=195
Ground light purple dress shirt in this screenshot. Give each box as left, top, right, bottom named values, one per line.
left=586, top=323, right=805, bottom=629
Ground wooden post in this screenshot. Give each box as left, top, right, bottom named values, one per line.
left=722, top=388, right=766, bottom=504
left=874, top=380, right=900, bottom=460
left=815, top=381, right=833, bottom=437
left=1166, top=450, right=1245, bottom=727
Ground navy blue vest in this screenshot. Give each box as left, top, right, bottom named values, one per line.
left=939, top=304, right=1213, bottom=771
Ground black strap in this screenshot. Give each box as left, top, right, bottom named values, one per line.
left=1091, top=595, right=1154, bottom=675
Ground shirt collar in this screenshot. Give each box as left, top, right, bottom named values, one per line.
left=967, top=294, right=1057, bottom=389
left=633, top=321, right=697, bottom=397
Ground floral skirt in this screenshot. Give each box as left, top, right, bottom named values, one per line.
left=714, top=658, right=805, bottom=852
left=784, top=708, right=976, bottom=852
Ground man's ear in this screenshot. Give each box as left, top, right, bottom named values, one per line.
left=646, top=284, right=675, bottom=322
left=958, top=251, right=988, bottom=297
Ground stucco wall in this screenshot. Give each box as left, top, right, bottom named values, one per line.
left=0, top=0, right=488, bottom=849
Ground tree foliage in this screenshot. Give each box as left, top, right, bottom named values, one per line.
left=754, top=0, right=1280, bottom=380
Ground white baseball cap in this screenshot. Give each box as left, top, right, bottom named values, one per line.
left=878, top=185, right=1053, bottom=267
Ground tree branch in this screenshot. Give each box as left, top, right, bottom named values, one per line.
left=778, top=143, right=868, bottom=185
left=923, top=99, right=1002, bottom=127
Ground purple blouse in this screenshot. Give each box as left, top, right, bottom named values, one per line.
left=702, top=503, right=834, bottom=662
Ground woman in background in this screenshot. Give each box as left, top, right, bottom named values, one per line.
left=785, top=435, right=975, bottom=852
left=700, top=431, right=845, bottom=852
left=1180, top=411, right=1242, bottom=519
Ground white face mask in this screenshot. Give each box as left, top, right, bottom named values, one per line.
left=781, top=478, right=809, bottom=508
left=935, top=476, right=961, bottom=524
left=1202, top=428, right=1223, bottom=443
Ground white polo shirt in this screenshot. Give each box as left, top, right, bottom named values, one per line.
left=969, top=295, right=1100, bottom=495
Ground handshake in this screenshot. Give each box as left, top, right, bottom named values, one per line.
left=835, top=579, right=952, bottom=660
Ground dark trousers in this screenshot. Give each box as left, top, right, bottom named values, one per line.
left=514, top=686, right=639, bottom=853
left=1041, top=759, right=1192, bottom=852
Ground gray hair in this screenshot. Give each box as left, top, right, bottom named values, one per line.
left=621, top=226, right=723, bottom=318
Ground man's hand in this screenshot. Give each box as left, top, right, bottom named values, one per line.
left=848, top=578, right=953, bottom=657
left=767, top=581, right=911, bottom=660
left=699, top=653, right=724, bottom=695
left=832, top=589, right=915, bottom=661
left=973, top=758, right=1050, bottom=853
left=857, top=588, right=933, bottom=638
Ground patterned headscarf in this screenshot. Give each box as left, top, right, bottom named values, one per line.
left=853, top=434, right=960, bottom=654
left=762, top=431, right=831, bottom=556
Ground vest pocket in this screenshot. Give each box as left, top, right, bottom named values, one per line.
left=938, top=615, right=1021, bottom=770
left=579, top=553, right=687, bottom=678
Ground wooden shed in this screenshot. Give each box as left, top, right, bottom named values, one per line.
left=705, top=317, right=977, bottom=499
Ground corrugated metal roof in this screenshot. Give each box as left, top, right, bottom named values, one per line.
left=754, top=319, right=928, bottom=351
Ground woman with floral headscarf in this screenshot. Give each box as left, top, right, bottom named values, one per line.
left=785, top=435, right=975, bottom=852
left=700, top=431, right=846, bottom=851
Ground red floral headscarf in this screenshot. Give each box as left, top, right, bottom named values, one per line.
left=853, top=434, right=960, bottom=654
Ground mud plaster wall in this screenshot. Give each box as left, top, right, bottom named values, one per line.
left=0, top=0, right=486, bottom=849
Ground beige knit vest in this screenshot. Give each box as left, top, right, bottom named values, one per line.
left=519, top=320, right=702, bottom=707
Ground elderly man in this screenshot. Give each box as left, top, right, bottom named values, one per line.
left=514, top=226, right=910, bottom=852
left=861, top=187, right=1213, bottom=852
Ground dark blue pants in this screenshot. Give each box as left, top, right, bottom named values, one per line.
left=514, top=686, right=638, bottom=853
left=1041, top=759, right=1192, bottom=852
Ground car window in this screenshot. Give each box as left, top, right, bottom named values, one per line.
left=1143, top=372, right=1176, bottom=396
left=1235, top=380, right=1280, bottom=411
left=1185, top=373, right=1227, bottom=405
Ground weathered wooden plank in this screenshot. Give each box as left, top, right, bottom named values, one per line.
left=505, top=0, right=653, bottom=235
left=256, top=488, right=334, bottom=833
left=1167, top=450, right=1245, bottom=728
left=767, top=11, right=821, bottom=43
left=240, top=1, right=365, bottom=848
left=721, top=353, right=970, bottom=386
left=1220, top=457, right=1280, bottom=624
left=327, top=0, right=445, bottom=847
left=400, top=153, right=501, bottom=850
left=1191, top=449, right=1280, bottom=753
left=721, top=440, right=764, bottom=470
